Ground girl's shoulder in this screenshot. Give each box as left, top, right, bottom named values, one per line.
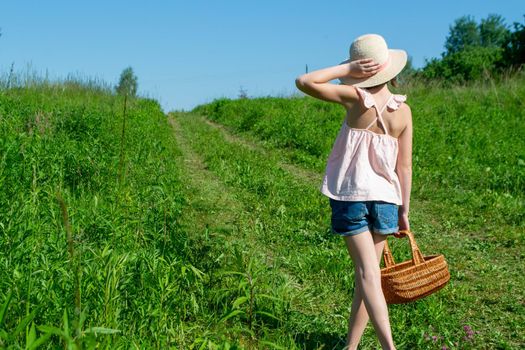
left=390, top=94, right=408, bottom=111
left=397, top=100, right=411, bottom=114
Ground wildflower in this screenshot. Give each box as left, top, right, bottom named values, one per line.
left=463, top=324, right=475, bottom=339
left=432, top=335, right=438, bottom=342
left=441, top=346, right=448, bottom=350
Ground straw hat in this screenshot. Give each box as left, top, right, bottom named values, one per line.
left=339, top=34, right=407, bottom=88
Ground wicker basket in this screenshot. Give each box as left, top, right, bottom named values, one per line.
left=381, top=230, right=450, bottom=304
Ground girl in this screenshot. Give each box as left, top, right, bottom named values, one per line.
left=295, top=34, right=412, bottom=350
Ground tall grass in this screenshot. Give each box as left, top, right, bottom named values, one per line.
left=174, top=112, right=524, bottom=349
left=193, top=73, right=525, bottom=233
left=0, top=79, right=198, bottom=348
left=1, top=70, right=524, bottom=349
left=184, top=74, right=525, bottom=348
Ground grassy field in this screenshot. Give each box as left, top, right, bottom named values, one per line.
left=0, top=74, right=524, bottom=349
left=0, top=82, right=197, bottom=348
left=193, top=76, right=524, bottom=235
left=187, top=74, right=524, bottom=349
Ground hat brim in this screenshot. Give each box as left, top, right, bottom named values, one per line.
left=339, top=49, right=407, bottom=88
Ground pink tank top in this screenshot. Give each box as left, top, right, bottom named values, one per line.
left=320, top=87, right=406, bottom=205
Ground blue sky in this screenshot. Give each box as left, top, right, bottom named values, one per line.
left=0, top=1, right=523, bottom=111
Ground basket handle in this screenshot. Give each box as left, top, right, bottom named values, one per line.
left=383, top=230, right=425, bottom=268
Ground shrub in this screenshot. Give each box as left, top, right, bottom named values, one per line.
left=421, top=46, right=503, bottom=82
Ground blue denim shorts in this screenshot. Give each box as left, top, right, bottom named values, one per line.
left=329, top=199, right=399, bottom=236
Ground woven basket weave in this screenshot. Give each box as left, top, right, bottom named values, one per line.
left=381, top=230, right=450, bottom=304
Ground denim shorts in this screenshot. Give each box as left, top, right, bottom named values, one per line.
left=329, top=199, right=399, bottom=236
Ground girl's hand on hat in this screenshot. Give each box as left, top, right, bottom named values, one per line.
left=348, top=58, right=381, bottom=78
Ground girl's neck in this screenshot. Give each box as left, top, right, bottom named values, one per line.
left=364, top=84, right=393, bottom=108
left=365, top=83, right=390, bottom=96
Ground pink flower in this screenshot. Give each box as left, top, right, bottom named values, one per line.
left=463, top=324, right=476, bottom=339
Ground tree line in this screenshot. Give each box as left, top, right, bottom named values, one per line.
left=405, top=14, right=525, bottom=83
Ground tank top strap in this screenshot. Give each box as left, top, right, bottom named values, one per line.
left=364, top=94, right=394, bottom=135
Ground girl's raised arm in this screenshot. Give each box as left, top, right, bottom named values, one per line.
left=295, top=59, right=380, bottom=105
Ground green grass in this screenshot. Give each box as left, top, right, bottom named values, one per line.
left=187, top=74, right=525, bottom=349
left=172, top=112, right=524, bottom=349
left=193, top=75, right=525, bottom=233
left=1, top=73, right=524, bottom=349
left=0, top=82, right=200, bottom=348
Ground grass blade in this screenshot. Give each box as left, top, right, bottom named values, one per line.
left=220, top=310, right=244, bottom=323
left=13, top=309, right=38, bottom=339
left=232, top=296, right=248, bottom=309
left=84, top=327, right=121, bottom=335
left=254, top=311, right=281, bottom=322
left=26, top=333, right=53, bottom=350
left=0, top=291, right=13, bottom=327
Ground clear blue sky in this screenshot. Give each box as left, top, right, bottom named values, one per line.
left=0, top=1, right=523, bottom=111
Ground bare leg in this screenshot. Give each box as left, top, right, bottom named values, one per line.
left=345, top=279, right=367, bottom=350
left=343, top=231, right=395, bottom=350
left=346, top=232, right=387, bottom=349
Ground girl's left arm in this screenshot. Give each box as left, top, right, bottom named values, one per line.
left=295, top=59, right=380, bottom=105
left=395, top=105, right=413, bottom=232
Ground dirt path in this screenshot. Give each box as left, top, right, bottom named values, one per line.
left=168, top=114, right=246, bottom=241
left=168, top=112, right=319, bottom=277
left=168, top=113, right=288, bottom=263
left=202, top=117, right=322, bottom=186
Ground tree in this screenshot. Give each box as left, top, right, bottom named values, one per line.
left=503, top=16, right=525, bottom=67
left=422, top=46, right=503, bottom=82
left=445, top=16, right=480, bottom=55
left=444, top=14, right=510, bottom=55
left=116, top=67, right=138, bottom=97
left=423, top=14, right=519, bottom=81
left=479, top=14, right=510, bottom=48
